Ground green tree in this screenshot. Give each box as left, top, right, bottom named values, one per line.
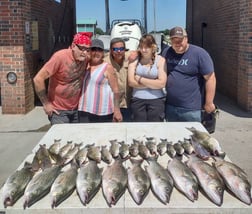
left=148, top=29, right=169, bottom=35
left=95, top=27, right=104, bottom=35
left=163, top=29, right=170, bottom=35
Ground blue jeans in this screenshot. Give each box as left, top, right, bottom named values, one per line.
left=120, top=108, right=132, bottom=122
left=49, top=110, right=79, bottom=125
left=165, top=104, right=201, bottom=122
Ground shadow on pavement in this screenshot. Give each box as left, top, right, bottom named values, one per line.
left=214, top=92, right=252, bottom=118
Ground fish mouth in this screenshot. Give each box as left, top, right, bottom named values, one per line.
left=213, top=150, right=219, bottom=156
left=51, top=199, right=57, bottom=209
left=84, top=193, right=89, bottom=205
left=80, top=192, right=89, bottom=206
left=214, top=197, right=223, bottom=206
left=23, top=200, right=28, bottom=209
left=111, top=196, right=116, bottom=205
left=185, top=188, right=198, bottom=202
left=189, top=191, right=198, bottom=202
left=134, top=194, right=146, bottom=205
left=154, top=191, right=170, bottom=205
left=193, top=192, right=199, bottom=200
left=209, top=191, right=223, bottom=206
left=4, top=197, right=13, bottom=208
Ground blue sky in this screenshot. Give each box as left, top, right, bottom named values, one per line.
left=76, top=0, right=186, bottom=32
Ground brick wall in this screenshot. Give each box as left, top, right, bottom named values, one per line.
left=186, top=0, right=252, bottom=111
left=0, top=46, right=31, bottom=114
left=0, top=0, right=76, bottom=114
left=237, top=0, right=252, bottom=111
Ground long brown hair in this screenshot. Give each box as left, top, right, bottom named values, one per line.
left=138, top=34, right=157, bottom=65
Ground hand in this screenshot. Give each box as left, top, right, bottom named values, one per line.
left=43, top=102, right=59, bottom=116
left=128, top=51, right=139, bottom=63
left=204, top=103, right=216, bottom=113
left=112, top=109, right=123, bottom=122
left=134, top=75, right=141, bottom=83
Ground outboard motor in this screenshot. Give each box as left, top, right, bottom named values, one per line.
left=110, top=19, right=143, bottom=50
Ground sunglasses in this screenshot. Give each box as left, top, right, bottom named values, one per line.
left=91, top=47, right=104, bottom=52
left=76, top=44, right=90, bottom=52
left=112, top=47, right=125, bottom=52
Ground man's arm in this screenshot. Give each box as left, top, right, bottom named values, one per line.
left=33, top=68, right=50, bottom=105
left=204, top=72, right=216, bottom=113
left=106, top=64, right=123, bottom=122
left=33, top=68, right=59, bottom=116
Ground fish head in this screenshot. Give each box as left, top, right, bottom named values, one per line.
left=208, top=138, right=222, bottom=155
left=207, top=182, right=224, bottom=206
left=185, top=183, right=199, bottom=202
left=130, top=184, right=149, bottom=205
left=111, top=182, right=124, bottom=201
left=235, top=181, right=252, bottom=205
left=79, top=190, right=89, bottom=205
left=3, top=193, right=13, bottom=208
left=51, top=195, right=58, bottom=209
left=23, top=192, right=32, bottom=209
left=152, top=180, right=172, bottom=204
left=103, top=182, right=120, bottom=206
left=79, top=183, right=94, bottom=205
left=103, top=187, right=113, bottom=206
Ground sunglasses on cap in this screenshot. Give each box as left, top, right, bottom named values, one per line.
left=76, top=44, right=91, bottom=52
left=112, top=47, right=125, bottom=52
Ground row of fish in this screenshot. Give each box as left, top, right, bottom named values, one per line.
left=2, top=154, right=251, bottom=209
left=1, top=127, right=251, bottom=208
left=28, top=127, right=225, bottom=171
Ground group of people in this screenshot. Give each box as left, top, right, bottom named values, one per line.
left=33, top=26, right=216, bottom=125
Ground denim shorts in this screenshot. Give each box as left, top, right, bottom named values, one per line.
left=165, top=104, right=201, bottom=122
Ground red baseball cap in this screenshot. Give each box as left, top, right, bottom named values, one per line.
left=73, top=32, right=93, bottom=45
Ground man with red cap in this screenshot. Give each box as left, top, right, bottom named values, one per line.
left=33, top=32, right=92, bottom=124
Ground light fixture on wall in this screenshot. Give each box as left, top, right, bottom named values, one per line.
left=6, top=72, right=17, bottom=84
left=201, top=22, right=207, bottom=28
left=201, top=22, right=207, bottom=48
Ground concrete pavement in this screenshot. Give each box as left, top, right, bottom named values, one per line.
left=211, top=93, right=252, bottom=184
left=0, top=107, right=49, bottom=186
left=0, top=92, right=252, bottom=188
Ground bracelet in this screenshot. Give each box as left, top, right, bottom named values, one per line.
left=138, top=76, right=142, bottom=84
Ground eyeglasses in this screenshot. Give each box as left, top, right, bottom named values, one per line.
left=112, top=47, right=125, bottom=52
left=91, top=47, right=104, bottom=52
left=76, top=44, right=90, bottom=52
